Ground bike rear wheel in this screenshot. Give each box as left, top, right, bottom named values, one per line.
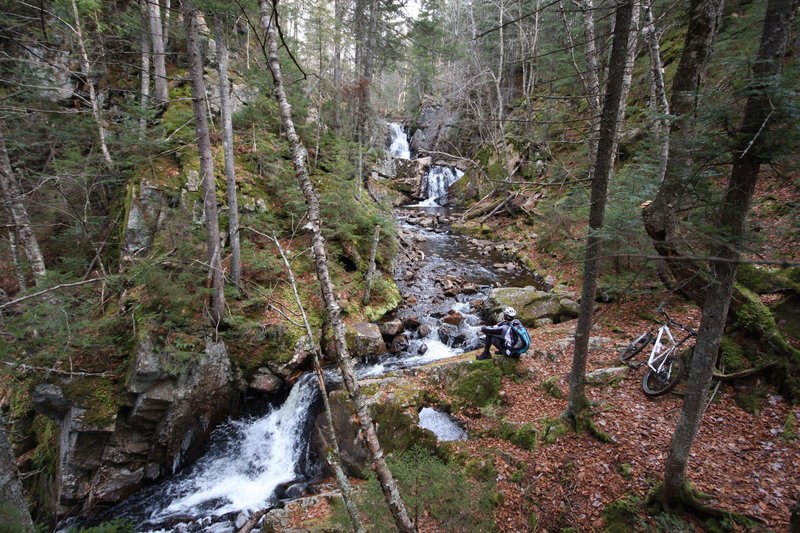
left=619, top=333, right=654, bottom=362
left=642, top=356, right=685, bottom=396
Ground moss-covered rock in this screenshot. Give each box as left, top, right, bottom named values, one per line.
left=450, top=361, right=504, bottom=408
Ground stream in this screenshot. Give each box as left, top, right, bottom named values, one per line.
left=82, top=123, right=536, bottom=532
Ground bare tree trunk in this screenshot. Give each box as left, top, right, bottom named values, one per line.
left=362, top=224, right=381, bottom=305
left=643, top=2, right=670, bottom=182
left=149, top=0, right=169, bottom=106
left=610, top=2, right=640, bottom=158
left=661, top=0, right=799, bottom=504
left=575, top=0, right=601, bottom=178
left=270, top=233, right=365, bottom=533
left=183, top=0, right=226, bottom=326
left=139, top=0, right=151, bottom=139
left=214, top=17, right=242, bottom=290
left=0, top=124, right=46, bottom=284
left=641, top=0, right=724, bottom=303
left=332, top=0, right=343, bottom=134
left=258, top=3, right=415, bottom=531
left=0, top=414, right=34, bottom=531
left=162, top=0, right=171, bottom=51
left=8, top=229, right=26, bottom=291
left=70, top=0, right=113, bottom=168
left=567, top=0, right=634, bottom=422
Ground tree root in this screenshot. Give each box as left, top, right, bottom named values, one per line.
left=649, top=482, right=765, bottom=531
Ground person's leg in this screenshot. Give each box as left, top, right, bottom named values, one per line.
left=477, top=335, right=498, bottom=360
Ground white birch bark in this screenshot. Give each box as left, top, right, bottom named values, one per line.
left=70, top=0, right=113, bottom=168
left=213, top=18, right=242, bottom=290
left=149, top=0, right=169, bottom=105
left=0, top=125, right=46, bottom=284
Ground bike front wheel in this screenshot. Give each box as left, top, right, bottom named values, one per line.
left=619, top=332, right=654, bottom=362
left=642, top=356, right=685, bottom=396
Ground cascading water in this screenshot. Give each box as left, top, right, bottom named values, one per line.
left=415, top=165, right=464, bottom=206
left=92, top=374, right=321, bottom=532
left=83, top=122, right=535, bottom=533
left=388, top=122, right=410, bottom=159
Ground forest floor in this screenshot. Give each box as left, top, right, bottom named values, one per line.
left=283, top=167, right=799, bottom=532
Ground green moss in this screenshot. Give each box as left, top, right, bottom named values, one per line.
left=781, top=411, right=797, bottom=442
left=541, top=416, right=569, bottom=444
left=539, top=376, right=564, bottom=399
left=370, top=403, right=437, bottom=454
left=464, top=456, right=497, bottom=482
left=719, top=336, right=746, bottom=373
left=63, top=378, right=123, bottom=428
left=449, top=361, right=504, bottom=408
left=735, top=384, right=769, bottom=414
left=603, top=494, right=644, bottom=533
left=618, top=463, right=632, bottom=479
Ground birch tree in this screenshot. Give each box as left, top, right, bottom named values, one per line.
left=258, top=2, right=415, bottom=531
left=659, top=0, right=799, bottom=506
left=69, top=0, right=114, bottom=168
left=0, top=123, right=46, bottom=285
left=148, top=0, right=169, bottom=106
left=567, top=0, right=634, bottom=424
left=213, top=16, right=242, bottom=290
left=183, top=0, right=226, bottom=326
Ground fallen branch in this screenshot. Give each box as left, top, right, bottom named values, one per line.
left=712, top=361, right=779, bottom=380
left=464, top=195, right=505, bottom=220
left=3, top=361, right=112, bottom=378
left=236, top=507, right=269, bottom=533
left=0, top=278, right=104, bottom=310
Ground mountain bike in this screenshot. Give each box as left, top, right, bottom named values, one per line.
left=619, top=307, right=697, bottom=396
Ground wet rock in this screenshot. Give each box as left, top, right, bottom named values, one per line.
left=437, top=324, right=466, bottom=347
left=417, top=344, right=428, bottom=355
left=406, top=295, right=418, bottom=305
left=388, top=335, right=409, bottom=354
left=404, top=316, right=421, bottom=329
left=249, top=368, right=283, bottom=394
left=346, top=322, right=385, bottom=357
left=443, top=311, right=464, bottom=326
left=378, top=318, right=404, bottom=337
left=418, top=324, right=432, bottom=337
left=462, top=283, right=478, bottom=294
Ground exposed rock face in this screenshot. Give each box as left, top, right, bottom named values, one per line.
left=312, top=375, right=434, bottom=478
left=486, top=286, right=580, bottom=326
left=410, top=104, right=462, bottom=155
left=34, top=336, right=240, bottom=517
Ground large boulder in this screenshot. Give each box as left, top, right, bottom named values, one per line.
left=346, top=322, right=385, bottom=358
left=486, top=286, right=580, bottom=326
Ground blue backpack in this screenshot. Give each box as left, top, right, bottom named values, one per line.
left=509, top=319, right=531, bottom=355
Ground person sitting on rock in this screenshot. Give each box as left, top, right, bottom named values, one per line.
left=477, top=306, right=518, bottom=360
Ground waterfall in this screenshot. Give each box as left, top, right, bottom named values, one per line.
left=100, top=373, right=321, bottom=532
left=388, top=122, right=410, bottom=159
left=415, top=165, right=464, bottom=206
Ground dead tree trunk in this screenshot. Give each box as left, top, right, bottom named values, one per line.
left=70, top=0, right=114, bottom=168
left=270, top=233, right=365, bottom=533
left=660, top=0, right=800, bottom=504
left=258, top=2, right=415, bottom=531
left=149, top=0, right=169, bottom=106
left=213, top=17, right=242, bottom=290
left=139, top=0, right=151, bottom=138
left=567, top=0, right=634, bottom=423
left=0, top=124, right=46, bottom=284
left=183, top=0, right=226, bottom=326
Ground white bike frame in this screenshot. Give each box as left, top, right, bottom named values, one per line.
left=647, top=324, right=678, bottom=374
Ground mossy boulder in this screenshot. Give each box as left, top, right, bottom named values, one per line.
left=486, top=286, right=579, bottom=326
left=449, top=360, right=504, bottom=408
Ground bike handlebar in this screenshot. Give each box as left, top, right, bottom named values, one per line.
left=657, top=306, right=696, bottom=336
